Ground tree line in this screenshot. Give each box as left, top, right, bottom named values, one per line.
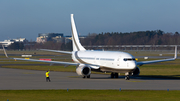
left=81, top=30, right=180, bottom=46
left=7, top=30, right=180, bottom=50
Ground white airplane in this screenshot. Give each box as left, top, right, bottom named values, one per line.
left=3, top=14, right=177, bottom=80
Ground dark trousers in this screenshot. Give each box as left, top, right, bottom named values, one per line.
left=46, top=77, right=51, bottom=82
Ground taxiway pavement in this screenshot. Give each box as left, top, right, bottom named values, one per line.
left=1, top=67, right=180, bottom=90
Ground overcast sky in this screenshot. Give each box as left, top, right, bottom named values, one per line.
left=0, top=0, right=180, bottom=41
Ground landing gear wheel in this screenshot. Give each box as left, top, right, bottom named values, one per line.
left=125, top=76, right=130, bottom=80
left=111, top=73, right=119, bottom=78
left=83, top=75, right=90, bottom=79
left=111, top=73, right=115, bottom=78
left=115, top=73, right=119, bottom=78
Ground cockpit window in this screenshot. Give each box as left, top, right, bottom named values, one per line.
left=123, top=58, right=136, bottom=61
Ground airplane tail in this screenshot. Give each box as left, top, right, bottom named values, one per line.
left=71, top=14, right=86, bottom=51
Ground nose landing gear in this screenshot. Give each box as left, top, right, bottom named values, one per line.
left=125, top=76, right=130, bottom=80
left=125, top=72, right=131, bottom=80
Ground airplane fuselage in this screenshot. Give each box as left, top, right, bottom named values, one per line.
left=72, top=51, right=137, bottom=73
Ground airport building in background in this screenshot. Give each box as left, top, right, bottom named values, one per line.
left=36, top=33, right=64, bottom=43
left=0, top=38, right=27, bottom=47
left=36, top=33, right=86, bottom=44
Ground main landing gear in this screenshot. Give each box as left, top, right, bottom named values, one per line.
left=111, top=72, right=119, bottom=78
left=83, top=75, right=90, bottom=78
left=110, top=72, right=130, bottom=80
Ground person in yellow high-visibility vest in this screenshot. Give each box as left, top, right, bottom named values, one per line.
left=45, top=70, right=51, bottom=82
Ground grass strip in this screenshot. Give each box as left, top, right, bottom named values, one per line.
left=1, top=90, right=180, bottom=101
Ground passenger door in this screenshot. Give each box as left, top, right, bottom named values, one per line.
left=117, top=57, right=120, bottom=67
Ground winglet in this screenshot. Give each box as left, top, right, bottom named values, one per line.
left=174, top=45, right=177, bottom=59
left=2, top=45, right=8, bottom=58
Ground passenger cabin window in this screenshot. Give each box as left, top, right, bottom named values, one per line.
left=123, top=58, right=136, bottom=61
left=100, top=58, right=114, bottom=61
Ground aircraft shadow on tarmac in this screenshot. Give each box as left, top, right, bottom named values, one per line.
left=89, top=75, right=180, bottom=80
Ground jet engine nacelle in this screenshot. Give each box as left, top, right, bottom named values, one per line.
left=133, top=67, right=140, bottom=76
left=76, top=64, right=91, bottom=76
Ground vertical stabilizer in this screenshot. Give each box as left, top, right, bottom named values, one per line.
left=71, top=14, right=86, bottom=51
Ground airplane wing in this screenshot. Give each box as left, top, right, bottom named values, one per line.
left=2, top=45, right=99, bottom=68
left=40, top=49, right=72, bottom=54
left=136, top=58, right=176, bottom=66
left=136, top=46, right=177, bottom=66
left=13, top=58, right=78, bottom=65
left=12, top=57, right=100, bottom=69
left=2, top=45, right=77, bottom=66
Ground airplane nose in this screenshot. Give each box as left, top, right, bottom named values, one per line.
left=130, top=61, right=136, bottom=69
